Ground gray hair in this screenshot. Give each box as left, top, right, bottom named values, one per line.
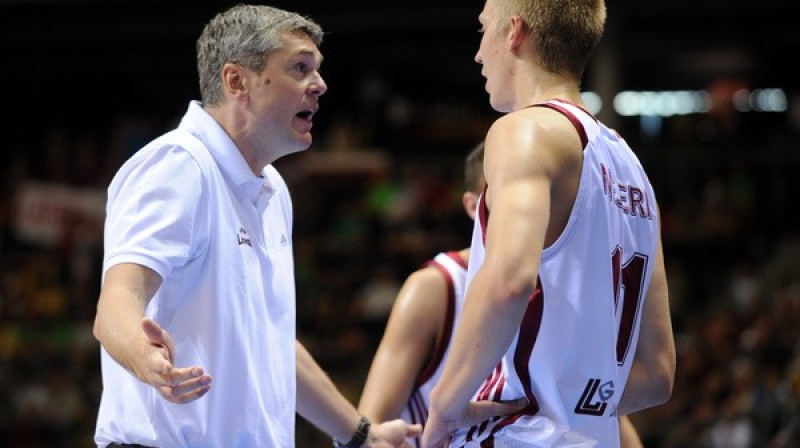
left=196, top=4, right=324, bottom=106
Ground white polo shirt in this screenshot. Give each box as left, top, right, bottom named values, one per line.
left=95, top=101, right=297, bottom=448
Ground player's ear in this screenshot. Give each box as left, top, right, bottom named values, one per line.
left=463, top=191, right=479, bottom=220
left=508, top=15, right=528, bottom=52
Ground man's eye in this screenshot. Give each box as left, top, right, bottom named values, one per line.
left=294, top=62, right=311, bottom=73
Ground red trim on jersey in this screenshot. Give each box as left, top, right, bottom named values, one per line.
left=513, top=279, right=544, bottom=415
left=476, top=280, right=544, bottom=446
left=549, top=98, right=599, bottom=123
left=444, top=250, right=468, bottom=269
left=416, top=259, right=457, bottom=386
left=466, top=364, right=502, bottom=443
left=528, top=101, right=589, bottom=149
left=477, top=368, right=507, bottom=438
left=478, top=184, right=489, bottom=246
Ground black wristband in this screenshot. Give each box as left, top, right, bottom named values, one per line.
left=333, top=416, right=371, bottom=448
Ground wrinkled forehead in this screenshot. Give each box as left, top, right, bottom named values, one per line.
left=288, top=30, right=322, bottom=55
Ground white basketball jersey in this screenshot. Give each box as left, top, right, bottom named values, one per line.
left=401, top=251, right=468, bottom=448
left=451, top=99, right=660, bottom=448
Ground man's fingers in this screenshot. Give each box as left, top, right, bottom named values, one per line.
left=406, top=423, right=423, bottom=437
left=495, top=397, right=530, bottom=414
left=158, top=367, right=212, bottom=403
left=467, top=397, right=529, bottom=424
left=138, top=319, right=210, bottom=404
left=147, top=363, right=212, bottom=404
left=158, top=382, right=211, bottom=404
left=169, top=375, right=212, bottom=401
left=167, top=366, right=210, bottom=387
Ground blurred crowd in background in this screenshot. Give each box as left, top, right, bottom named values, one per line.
left=2, top=80, right=800, bottom=448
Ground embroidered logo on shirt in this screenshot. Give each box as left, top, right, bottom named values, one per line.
left=237, top=227, right=252, bottom=247
left=280, top=234, right=289, bottom=246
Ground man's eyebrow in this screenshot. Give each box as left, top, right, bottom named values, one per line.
left=293, top=48, right=323, bottom=63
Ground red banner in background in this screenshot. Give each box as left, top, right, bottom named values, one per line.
left=14, top=182, right=105, bottom=246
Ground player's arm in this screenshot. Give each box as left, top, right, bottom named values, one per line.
left=619, top=415, right=643, bottom=448
left=425, top=111, right=575, bottom=445
left=359, top=265, right=449, bottom=422
left=617, top=229, right=676, bottom=415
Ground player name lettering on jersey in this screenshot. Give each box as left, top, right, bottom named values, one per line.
left=601, top=163, right=653, bottom=219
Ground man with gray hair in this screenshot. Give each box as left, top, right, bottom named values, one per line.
left=93, top=4, right=420, bottom=447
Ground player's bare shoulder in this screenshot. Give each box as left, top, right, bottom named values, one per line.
left=486, top=108, right=581, bottom=180
left=391, top=264, right=450, bottom=321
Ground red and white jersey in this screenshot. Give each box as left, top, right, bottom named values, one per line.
left=402, top=251, right=468, bottom=448
left=452, top=99, right=660, bottom=448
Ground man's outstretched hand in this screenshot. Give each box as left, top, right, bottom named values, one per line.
left=134, top=317, right=212, bottom=404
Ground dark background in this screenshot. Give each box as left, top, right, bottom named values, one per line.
left=4, top=0, right=799, bottom=146
left=2, top=1, right=800, bottom=447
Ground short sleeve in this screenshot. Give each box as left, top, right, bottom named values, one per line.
left=103, top=144, right=206, bottom=281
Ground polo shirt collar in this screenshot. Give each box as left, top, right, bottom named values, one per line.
left=179, top=101, right=276, bottom=205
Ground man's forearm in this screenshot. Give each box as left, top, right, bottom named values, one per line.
left=295, top=341, right=362, bottom=443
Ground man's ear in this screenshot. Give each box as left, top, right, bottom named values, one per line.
left=463, top=191, right=479, bottom=220
left=507, top=15, right=528, bottom=52
left=221, top=62, right=248, bottom=99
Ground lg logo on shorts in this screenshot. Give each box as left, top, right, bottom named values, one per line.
left=574, top=378, right=615, bottom=416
